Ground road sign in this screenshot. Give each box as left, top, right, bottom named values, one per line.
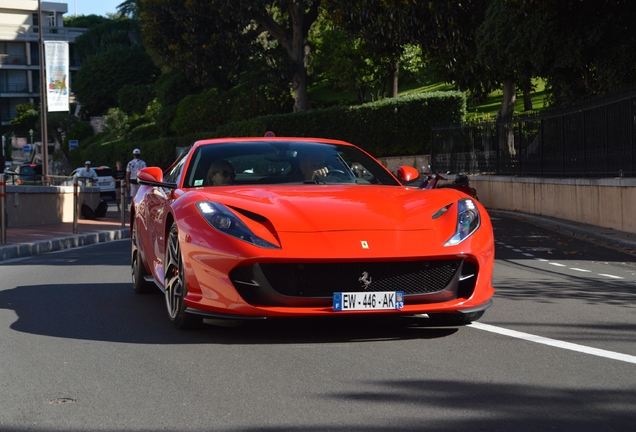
left=69, top=140, right=78, bottom=150
left=22, top=144, right=31, bottom=153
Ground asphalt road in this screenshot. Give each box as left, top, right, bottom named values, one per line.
left=1, top=215, right=635, bottom=431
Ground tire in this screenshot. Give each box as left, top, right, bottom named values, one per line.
left=131, top=219, right=155, bottom=294
left=426, top=310, right=484, bottom=326
left=164, top=222, right=201, bottom=330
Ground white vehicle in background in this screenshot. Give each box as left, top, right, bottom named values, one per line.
left=69, top=165, right=116, bottom=200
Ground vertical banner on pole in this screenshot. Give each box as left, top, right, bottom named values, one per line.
left=44, top=41, right=70, bottom=112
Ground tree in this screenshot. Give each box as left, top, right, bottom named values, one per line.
left=73, top=19, right=142, bottom=64
left=495, top=0, right=636, bottom=106
left=73, top=45, right=159, bottom=115
left=476, top=0, right=547, bottom=119
left=325, top=0, right=489, bottom=96
left=63, top=14, right=109, bottom=28
left=139, top=0, right=321, bottom=112
left=311, top=27, right=387, bottom=103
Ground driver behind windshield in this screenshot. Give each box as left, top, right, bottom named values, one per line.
left=299, top=150, right=328, bottom=181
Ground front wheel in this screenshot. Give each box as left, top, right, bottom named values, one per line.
left=164, top=222, right=201, bottom=330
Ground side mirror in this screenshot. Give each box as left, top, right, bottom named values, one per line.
left=397, top=166, right=419, bottom=182
left=137, top=167, right=164, bottom=183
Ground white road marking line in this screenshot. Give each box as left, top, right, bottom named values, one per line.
left=505, top=245, right=514, bottom=248
left=598, top=274, right=624, bottom=279
left=469, top=322, right=636, bottom=365
left=513, top=249, right=523, bottom=252
left=522, top=253, right=535, bottom=257
left=535, top=258, right=549, bottom=262
left=570, top=268, right=591, bottom=272
left=549, top=262, right=566, bottom=267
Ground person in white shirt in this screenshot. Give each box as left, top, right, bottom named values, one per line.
left=126, top=148, right=147, bottom=199
left=75, top=161, right=98, bottom=186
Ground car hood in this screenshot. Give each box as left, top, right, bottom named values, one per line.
left=191, top=185, right=462, bottom=233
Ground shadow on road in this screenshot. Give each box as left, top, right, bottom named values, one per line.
left=0, top=282, right=459, bottom=344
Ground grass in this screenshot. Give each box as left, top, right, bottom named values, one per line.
left=308, top=77, right=550, bottom=122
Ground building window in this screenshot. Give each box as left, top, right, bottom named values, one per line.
left=0, top=70, right=29, bottom=93
left=0, top=43, right=26, bottom=66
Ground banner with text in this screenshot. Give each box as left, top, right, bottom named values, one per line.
left=44, top=41, right=70, bottom=112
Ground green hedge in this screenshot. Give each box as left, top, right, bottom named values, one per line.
left=78, top=91, right=465, bottom=168
left=206, top=91, right=465, bottom=157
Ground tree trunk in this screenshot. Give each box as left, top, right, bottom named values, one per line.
left=291, top=59, right=311, bottom=112
left=523, top=88, right=533, bottom=111
left=288, top=3, right=311, bottom=112
left=498, top=78, right=517, bottom=157
left=255, top=1, right=316, bottom=112
left=388, top=61, right=399, bottom=98
left=499, top=78, right=516, bottom=119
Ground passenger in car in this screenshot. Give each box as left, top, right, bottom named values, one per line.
left=206, top=160, right=236, bottom=186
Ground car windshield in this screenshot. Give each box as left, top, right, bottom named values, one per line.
left=20, top=165, right=42, bottom=176
left=94, top=167, right=113, bottom=177
left=181, top=140, right=399, bottom=187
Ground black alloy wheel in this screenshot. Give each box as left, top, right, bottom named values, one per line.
left=164, top=222, right=201, bottom=330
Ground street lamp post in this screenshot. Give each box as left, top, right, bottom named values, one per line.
left=37, top=0, right=49, bottom=182
left=29, top=129, right=33, bottom=145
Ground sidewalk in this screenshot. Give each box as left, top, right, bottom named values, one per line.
left=0, top=204, right=129, bottom=261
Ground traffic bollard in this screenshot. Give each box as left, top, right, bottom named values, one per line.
left=73, top=179, right=79, bottom=234
left=121, top=182, right=126, bottom=227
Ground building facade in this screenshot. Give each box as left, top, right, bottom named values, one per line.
left=0, top=0, right=84, bottom=128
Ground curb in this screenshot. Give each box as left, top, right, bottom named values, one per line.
left=0, top=228, right=130, bottom=262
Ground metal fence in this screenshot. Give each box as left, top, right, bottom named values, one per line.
left=431, top=88, right=636, bottom=177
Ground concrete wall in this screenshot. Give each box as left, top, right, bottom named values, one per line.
left=471, top=176, right=636, bottom=234
left=3, top=185, right=101, bottom=227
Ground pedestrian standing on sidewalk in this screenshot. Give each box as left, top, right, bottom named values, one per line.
left=126, top=148, right=146, bottom=200
left=76, top=161, right=98, bottom=186
left=112, top=160, right=126, bottom=211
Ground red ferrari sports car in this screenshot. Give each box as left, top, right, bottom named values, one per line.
left=131, top=137, right=494, bottom=329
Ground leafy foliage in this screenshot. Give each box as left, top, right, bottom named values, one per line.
left=139, top=0, right=321, bottom=111
left=118, top=84, right=156, bottom=116
left=324, top=0, right=489, bottom=95
left=73, top=45, right=159, bottom=115
left=73, top=19, right=141, bottom=63
left=63, top=14, right=109, bottom=29
left=9, top=104, right=39, bottom=137
left=152, top=70, right=203, bottom=136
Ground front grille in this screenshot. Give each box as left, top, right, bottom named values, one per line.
left=246, top=259, right=461, bottom=298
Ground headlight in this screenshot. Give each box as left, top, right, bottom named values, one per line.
left=196, top=201, right=280, bottom=249
left=444, top=199, right=480, bottom=246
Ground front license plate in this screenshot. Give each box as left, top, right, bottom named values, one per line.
left=333, top=291, right=404, bottom=311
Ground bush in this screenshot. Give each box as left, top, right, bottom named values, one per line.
left=118, top=84, right=156, bottom=116
left=209, top=91, right=466, bottom=156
